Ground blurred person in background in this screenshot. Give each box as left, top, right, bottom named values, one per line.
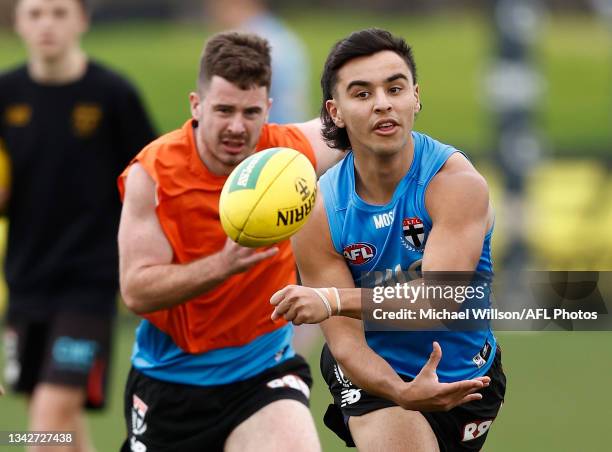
left=0, top=0, right=155, bottom=450
left=204, top=0, right=321, bottom=356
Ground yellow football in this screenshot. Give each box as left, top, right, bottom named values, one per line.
left=219, top=147, right=317, bottom=247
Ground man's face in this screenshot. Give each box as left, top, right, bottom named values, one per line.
left=326, top=50, right=420, bottom=156
left=190, top=75, right=271, bottom=175
left=15, top=0, right=87, bottom=61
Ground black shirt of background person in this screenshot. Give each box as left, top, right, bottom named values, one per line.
left=0, top=61, right=156, bottom=317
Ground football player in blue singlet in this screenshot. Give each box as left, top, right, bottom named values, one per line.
left=271, top=29, right=506, bottom=451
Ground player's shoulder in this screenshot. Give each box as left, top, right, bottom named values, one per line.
left=431, top=153, right=489, bottom=200
left=258, top=122, right=315, bottom=159
left=318, top=151, right=353, bottom=212
left=414, top=131, right=480, bottom=176
left=259, top=122, right=298, bottom=144
left=416, top=132, right=488, bottom=195
left=121, top=123, right=192, bottom=192
left=440, top=152, right=478, bottom=174
left=137, top=120, right=192, bottom=162
left=0, top=64, right=29, bottom=88
left=413, top=131, right=458, bottom=160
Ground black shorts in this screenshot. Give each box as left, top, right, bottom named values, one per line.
left=121, top=355, right=312, bottom=452
left=3, top=311, right=113, bottom=410
left=321, top=344, right=506, bottom=452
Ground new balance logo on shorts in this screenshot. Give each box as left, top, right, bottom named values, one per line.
left=266, top=374, right=310, bottom=399
left=461, top=419, right=493, bottom=442
left=340, top=388, right=362, bottom=407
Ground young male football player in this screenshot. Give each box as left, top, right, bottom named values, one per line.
left=0, top=0, right=155, bottom=450
left=271, top=28, right=506, bottom=451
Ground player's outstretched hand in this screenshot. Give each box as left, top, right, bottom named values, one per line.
left=219, top=237, right=278, bottom=276
left=396, top=342, right=490, bottom=412
left=270, top=285, right=330, bottom=324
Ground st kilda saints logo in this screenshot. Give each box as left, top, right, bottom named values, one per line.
left=401, top=217, right=426, bottom=251
left=131, top=394, right=148, bottom=436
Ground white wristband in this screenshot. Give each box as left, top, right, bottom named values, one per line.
left=331, top=287, right=341, bottom=315
left=312, top=288, right=332, bottom=319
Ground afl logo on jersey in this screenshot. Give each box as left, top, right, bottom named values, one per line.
left=401, top=217, right=426, bottom=251
left=343, top=243, right=376, bottom=265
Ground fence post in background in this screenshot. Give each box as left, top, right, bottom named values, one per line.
left=487, top=0, right=545, bottom=272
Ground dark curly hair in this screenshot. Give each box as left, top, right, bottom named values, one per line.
left=320, top=28, right=418, bottom=151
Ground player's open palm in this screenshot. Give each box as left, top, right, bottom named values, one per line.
left=397, top=342, right=490, bottom=412
left=219, top=237, right=278, bottom=275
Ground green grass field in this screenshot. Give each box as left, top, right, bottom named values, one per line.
left=1, top=321, right=611, bottom=451
left=0, top=11, right=611, bottom=451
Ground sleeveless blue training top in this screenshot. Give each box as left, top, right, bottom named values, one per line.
left=319, top=131, right=496, bottom=381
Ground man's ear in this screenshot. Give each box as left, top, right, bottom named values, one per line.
left=414, top=84, right=421, bottom=113
left=189, top=92, right=202, bottom=120
left=326, top=99, right=344, bottom=128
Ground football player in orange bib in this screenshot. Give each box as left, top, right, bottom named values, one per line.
left=117, top=32, right=341, bottom=451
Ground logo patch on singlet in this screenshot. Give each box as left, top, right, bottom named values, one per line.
left=72, top=103, right=102, bottom=137
left=401, top=217, right=425, bottom=251
left=4, top=103, right=31, bottom=127
left=373, top=210, right=394, bottom=229
left=343, top=242, right=376, bottom=265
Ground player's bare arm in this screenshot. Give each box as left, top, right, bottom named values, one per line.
left=272, top=153, right=492, bottom=322
left=422, top=153, right=492, bottom=271
left=272, top=191, right=489, bottom=411
left=294, top=119, right=344, bottom=177
left=119, top=163, right=278, bottom=314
